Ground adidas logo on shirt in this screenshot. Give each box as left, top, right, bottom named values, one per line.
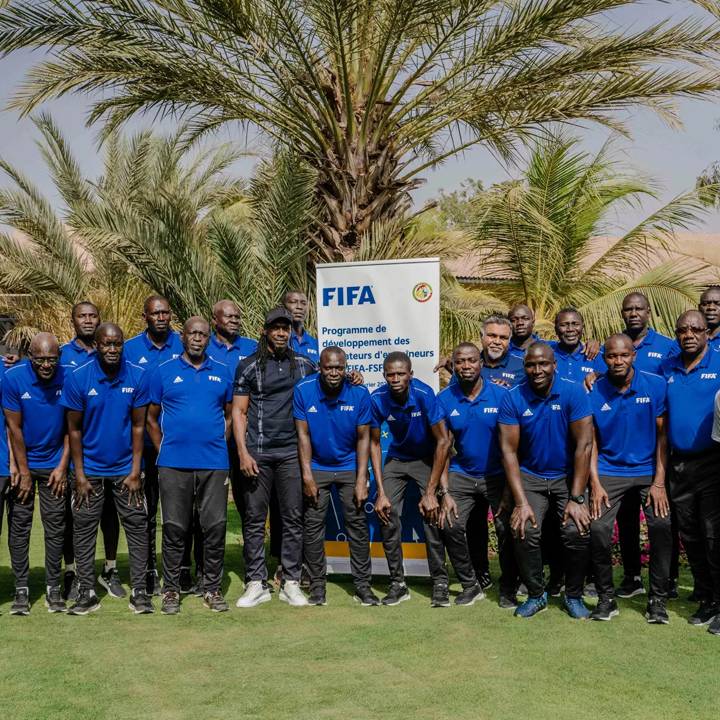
left=308, top=405, right=318, bottom=413
left=20, top=392, right=31, bottom=400
left=173, top=376, right=183, bottom=384
left=667, top=376, right=674, bottom=383
left=138, top=356, right=148, bottom=364
left=88, top=388, right=98, bottom=396
left=450, top=409, right=460, bottom=417
left=600, top=403, right=611, bottom=412
left=522, top=409, right=533, bottom=417
left=387, top=414, right=396, bottom=422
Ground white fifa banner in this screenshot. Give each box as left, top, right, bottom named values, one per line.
left=316, top=258, right=440, bottom=575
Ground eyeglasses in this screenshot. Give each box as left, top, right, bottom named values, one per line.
left=675, top=326, right=707, bottom=335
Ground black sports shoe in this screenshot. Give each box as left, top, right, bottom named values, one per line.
left=354, top=586, right=380, bottom=606
left=431, top=583, right=451, bottom=608
left=478, top=571, right=493, bottom=591
left=179, top=568, right=195, bottom=595
left=455, top=583, right=484, bottom=606
left=203, top=590, right=229, bottom=612
left=688, top=601, right=719, bottom=626
left=708, top=615, right=720, bottom=636
left=129, top=590, right=154, bottom=615
left=63, top=570, right=78, bottom=602
left=645, top=597, right=669, bottom=625
left=45, top=586, right=67, bottom=613
left=308, top=586, right=327, bottom=606
left=99, top=568, right=126, bottom=599
left=381, top=583, right=410, bottom=606
left=498, top=592, right=519, bottom=610
left=68, top=589, right=101, bottom=615
left=161, top=590, right=181, bottom=615
left=146, top=570, right=162, bottom=596
left=591, top=597, right=619, bottom=622
left=617, top=575, right=645, bottom=599
left=667, top=577, right=679, bottom=599
left=10, top=587, right=30, bottom=616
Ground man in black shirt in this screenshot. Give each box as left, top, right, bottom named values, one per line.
left=232, top=307, right=316, bottom=608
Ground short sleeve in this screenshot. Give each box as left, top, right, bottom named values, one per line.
left=224, top=366, right=233, bottom=404
left=356, top=388, right=372, bottom=426
left=234, top=359, right=252, bottom=396
left=60, top=371, right=84, bottom=411
left=712, top=390, right=720, bottom=442
left=147, top=368, right=162, bottom=405
left=370, top=395, right=385, bottom=429
left=293, top=385, right=307, bottom=422
left=655, top=378, right=667, bottom=417
left=568, top=383, right=592, bottom=423
left=2, top=375, right=21, bottom=412
left=133, top=369, right=151, bottom=407
left=497, top=390, right=519, bottom=425
left=425, top=391, right=445, bottom=427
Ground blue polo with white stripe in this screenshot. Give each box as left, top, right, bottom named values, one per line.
left=438, top=379, right=507, bottom=477
left=123, top=330, right=183, bottom=370
left=59, top=338, right=95, bottom=368
left=148, top=355, right=233, bottom=470
left=482, top=351, right=526, bottom=388
left=548, top=341, right=606, bottom=380
left=208, top=333, right=258, bottom=373
left=0, top=367, right=10, bottom=475
left=2, top=362, right=67, bottom=469
left=370, top=378, right=444, bottom=462
left=590, top=370, right=666, bottom=476
left=293, top=376, right=372, bottom=471
left=290, top=331, right=319, bottom=361
left=60, top=357, right=150, bottom=475
left=498, top=375, right=592, bottom=479
left=625, top=328, right=676, bottom=374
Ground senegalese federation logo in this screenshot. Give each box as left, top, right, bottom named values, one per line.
left=412, top=282, right=433, bottom=303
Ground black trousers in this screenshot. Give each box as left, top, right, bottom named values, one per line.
left=159, top=468, right=228, bottom=594
left=303, top=470, right=371, bottom=591
left=242, top=455, right=304, bottom=582
left=466, top=498, right=490, bottom=577
left=269, top=485, right=283, bottom=561
left=444, top=471, right=517, bottom=593
left=514, top=473, right=590, bottom=599
left=142, top=446, right=160, bottom=570
left=7, top=470, right=66, bottom=588
left=591, top=475, right=671, bottom=599
left=670, top=453, right=720, bottom=603
left=71, top=475, right=149, bottom=592
left=379, top=458, right=448, bottom=586
left=0, top=475, right=8, bottom=535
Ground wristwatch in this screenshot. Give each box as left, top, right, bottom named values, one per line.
left=436, top=487, right=448, bottom=499
left=569, top=494, right=585, bottom=505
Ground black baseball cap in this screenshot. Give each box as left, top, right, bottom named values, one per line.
left=264, top=306, right=293, bottom=326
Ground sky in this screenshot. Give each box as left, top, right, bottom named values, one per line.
left=1, top=2, right=720, bottom=233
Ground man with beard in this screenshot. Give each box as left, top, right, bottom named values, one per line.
left=147, top=317, right=233, bottom=614
left=3, top=333, right=70, bottom=614
left=61, top=323, right=152, bottom=615
left=498, top=343, right=593, bottom=619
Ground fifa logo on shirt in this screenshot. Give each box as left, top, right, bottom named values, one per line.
left=411, top=411, right=422, bottom=418
left=636, top=397, right=650, bottom=404
left=121, top=387, right=135, bottom=393
left=340, top=405, right=355, bottom=411
left=551, top=404, right=561, bottom=410
left=581, top=366, right=594, bottom=374
left=208, top=375, right=222, bottom=382
left=484, top=407, right=498, bottom=414
left=322, top=286, right=376, bottom=306
left=701, top=373, right=718, bottom=379
left=502, top=372, right=515, bottom=379
left=648, top=352, right=662, bottom=358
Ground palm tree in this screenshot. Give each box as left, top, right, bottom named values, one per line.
left=1, top=1, right=719, bottom=259
left=466, top=133, right=713, bottom=338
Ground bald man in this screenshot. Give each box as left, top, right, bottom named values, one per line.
left=147, top=317, right=233, bottom=614
left=3, top=333, right=70, bottom=614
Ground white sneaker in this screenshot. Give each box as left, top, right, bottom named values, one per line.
left=235, top=580, right=271, bottom=608
left=279, top=580, right=309, bottom=607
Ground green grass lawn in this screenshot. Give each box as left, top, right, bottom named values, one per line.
left=0, top=508, right=717, bottom=720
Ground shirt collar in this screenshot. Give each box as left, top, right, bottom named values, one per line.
left=525, top=374, right=561, bottom=402
left=318, top=376, right=351, bottom=405
left=142, top=330, right=176, bottom=352
left=631, top=327, right=655, bottom=349
left=387, top=382, right=418, bottom=410
left=449, top=377, right=492, bottom=404
left=178, top=353, right=212, bottom=372
left=510, top=334, right=539, bottom=352
left=483, top=351, right=511, bottom=370
left=603, top=369, right=641, bottom=397
left=554, top=342, right=584, bottom=359
left=95, top=356, right=129, bottom=385
left=26, top=361, right=63, bottom=388
left=666, top=345, right=713, bottom=374
left=210, top=333, right=243, bottom=352
left=292, top=331, right=311, bottom=348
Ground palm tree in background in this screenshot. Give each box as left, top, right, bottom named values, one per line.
left=1, top=0, right=720, bottom=259
left=466, top=134, right=714, bottom=339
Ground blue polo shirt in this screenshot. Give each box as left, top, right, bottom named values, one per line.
left=0, top=367, right=10, bottom=476
left=548, top=341, right=606, bottom=380
left=2, top=362, right=67, bottom=469
left=123, top=330, right=183, bottom=370
left=293, top=376, right=372, bottom=471
left=482, top=351, right=526, bottom=388
left=60, top=358, right=150, bottom=476
left=625, top=328, right=675, bottom=374
left=370, top=378, right=444, bottom=462
left=498, top=376, right=591, bottom=479
left=662, top=347, right=720, bottom=455
left=148, top=355, right=232, bottom=470
left=59, top=338, right=95, bottom=368
left=438, top=380, right=507, bottom=478
left=208, top=333, right=258, bottom=373
left=590, top=370, right=666, bottom=477
left=510, top=334, right=543, bottom=359
left=291, top=331, right=319, bottom=361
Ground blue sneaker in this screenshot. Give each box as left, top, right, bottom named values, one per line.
left=514, top=593, right=548, bottom=618
left=564, top=596, right=590, bottom=619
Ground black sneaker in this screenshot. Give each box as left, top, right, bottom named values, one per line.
left=45, top=586, right=67, bottom=613
left=708, top=615, right=720, bottom=636
left=478, top=571, right=493, bottom=591
left=68, top=589, right=101, bottom=615
left=63, top=570, right=78, bottom=602
left=645, top=597, right=669, bottom=624
left=308, top=586, right=327, bottom=606
left=203, top=590, right=229, bottom=612
left=498, top=592, right=519, bottom=610
left=617, top=575, right=645, bottom=599
left=431, top=583, right=451, bottom=608
left=381, top=583, right=411, bottom=606
left=591, top=597, right=619, bottom=622
left=161, top=590, right=181, bottom=615
left=146, top=570, right=162, bottom=596
left=354, top=586, right=380, bottom=606
left=99, top=568, right=126, bottom=599
left=688, top=601, right=719, bottom=626
left=10, top=587, right=30, bottom=616
left=667, top=577, right=679, bottom=599
left=546, top=575, right=564, bottom=598
left=129, top=590, right=154, bottom=615
left=455, top=583, right=484, bottom=606
left=179, top=568, right=195, bottom=595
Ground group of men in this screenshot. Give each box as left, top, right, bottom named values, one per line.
left=1, top=286, right=720, bottom=638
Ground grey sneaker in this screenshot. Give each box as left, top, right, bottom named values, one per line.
left=10, top=587, right=30, bottom=616
left=45, top=586, right=67, bottom=613
left=128, top=590, right=154, bottom=615
left=161, top=590, right=181, bottom=615
left=99, top=568, right=126, bottom=599
left=203, top=590, right=229, bottom=612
